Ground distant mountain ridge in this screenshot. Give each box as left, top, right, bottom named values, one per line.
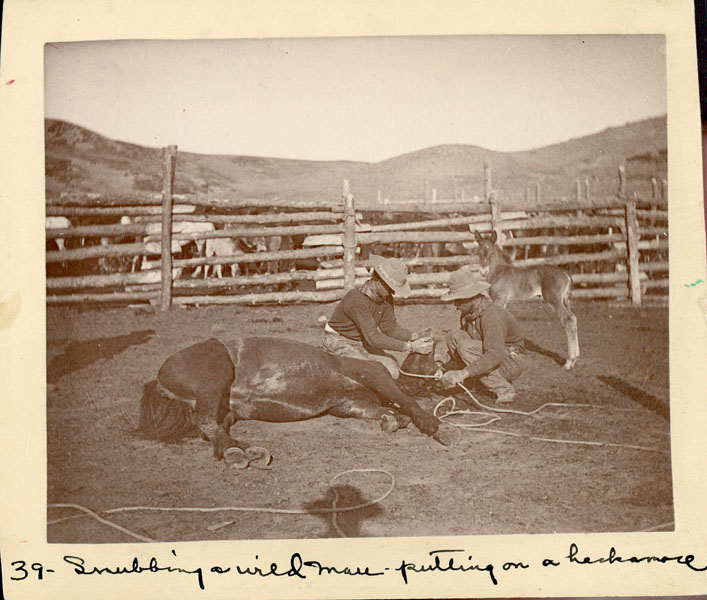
left=45, top=116, right=667, bottom=205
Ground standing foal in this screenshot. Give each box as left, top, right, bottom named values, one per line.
left=474, top=231, right=579, bottom=369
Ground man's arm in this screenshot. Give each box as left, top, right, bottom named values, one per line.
left=378, top=302, right=413, bottom=342
left=464, top=311, right=507, bottom=377
left=346, top=302, right=409, bottom=352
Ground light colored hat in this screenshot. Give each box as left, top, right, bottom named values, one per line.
left=441, top=268, right=491, bottom=301
left=369, top=255, right=412, bottom=298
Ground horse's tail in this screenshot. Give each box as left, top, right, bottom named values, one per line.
left=133, top=380, right=196, bottom=441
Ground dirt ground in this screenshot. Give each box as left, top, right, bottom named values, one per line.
left=46, top=299, right=672, bottom=543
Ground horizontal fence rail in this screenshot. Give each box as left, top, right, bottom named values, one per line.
left=46, top=149, right=668, bottom=308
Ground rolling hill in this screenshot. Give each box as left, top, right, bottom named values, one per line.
left=45, top=116, right=667, bottom=205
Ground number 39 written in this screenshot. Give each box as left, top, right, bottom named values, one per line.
left=10, top=560, right=54, bottom=581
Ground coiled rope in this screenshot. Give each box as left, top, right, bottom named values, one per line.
left=399, top=369, right=667, bottom=454
left=48, top=468, right=394, bottom=542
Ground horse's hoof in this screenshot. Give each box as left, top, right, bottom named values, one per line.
left=245, top=446, right=272, bottom=469
left=380, top=413, right=400, bottom=433
left=433, top=425, right=462, bottom=446
left=223, top=447, right=249, bottom=469
left=395, top=413, right=411, bottom=429
left=563, top=358, right=577, bottom=370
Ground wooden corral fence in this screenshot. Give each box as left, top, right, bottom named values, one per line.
left=46, top=148, right=668, bottom=309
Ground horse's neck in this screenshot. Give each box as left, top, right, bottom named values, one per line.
left=487, top=250, right=511, bottom=280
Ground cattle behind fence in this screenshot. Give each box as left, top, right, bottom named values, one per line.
left=46, top=147, right=668, bottom=308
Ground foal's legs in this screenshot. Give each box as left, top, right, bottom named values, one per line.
left=546, top=292, right=579, bottom=369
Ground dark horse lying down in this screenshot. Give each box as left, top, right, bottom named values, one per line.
left=136, top=337, right=457, bottom=468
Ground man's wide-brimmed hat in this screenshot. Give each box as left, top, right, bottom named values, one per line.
left=369, top=255, right=412, bottom=298
left=441, top=268, right=491, bottom=301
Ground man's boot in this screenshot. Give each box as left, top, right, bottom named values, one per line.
left=481, top=371, right=515, bottom=404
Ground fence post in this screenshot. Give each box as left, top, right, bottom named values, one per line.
left=483, top=162, right=492, bottom=202
left=575, top=178, right=581, bottom=203
left=618, top=164, right=627, bottom=199
left=620, top=166, right=642, bottom=305
left=535, top=181, right=541, bottom=203
left=342, top=180, right=356, bottom=292
left=160, top=145, right=177, bottom=312
left=489, top=196, right=503, bottom=245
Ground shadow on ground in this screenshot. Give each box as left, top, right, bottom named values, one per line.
left=524, top=339, right=565, bottom=367
left=303, top=484, right=384, bottom=538
left=597, top=375, right=669, bottom=419
left=48, top=329, right=155, bottom=383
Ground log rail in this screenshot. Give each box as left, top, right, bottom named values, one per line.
left=46, top=151, right=668, bottom=308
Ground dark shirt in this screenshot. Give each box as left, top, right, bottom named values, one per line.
left=464, top=303, right=525, bottom=377
left=327, top=289, right=412, bottom=352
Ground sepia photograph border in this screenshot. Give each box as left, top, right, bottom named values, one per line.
left=1, top=0, right=706, bottom=598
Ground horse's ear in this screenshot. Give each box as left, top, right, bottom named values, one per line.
left=473, top=230, right=483, bottom=243
left=490, top=231, right=498, bottom=244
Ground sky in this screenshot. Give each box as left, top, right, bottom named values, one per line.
left=44, top=35, right=666, bottom=163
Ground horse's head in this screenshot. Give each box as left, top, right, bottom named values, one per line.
left=474, top=231, right=511, bottom=281
left=398, top=334, right=440, bottom=396
left=474, top=231, right=498, bottom=277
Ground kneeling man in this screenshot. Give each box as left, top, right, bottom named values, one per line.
left=323, top=255, right=432, bottom=378
left=437, top=269, right=526, bottom=403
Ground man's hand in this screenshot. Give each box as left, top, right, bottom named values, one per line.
left=409, top=336, right=434, bottom=355
left=440, top=368, right=468, bottom=388
left=411, top=327, right=434, bottom=341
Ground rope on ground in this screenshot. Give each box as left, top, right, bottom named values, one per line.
left=447, top=424, right=666, bottom=453
left=445, top=384, right=668, bottom=454
left=48, top=468, right=394, bottom=541
left=47, top=503, right=156, bottom=543
left=433, top=396, right=501, bottom=428
left=399, top=369, right=667, bottom=454
left=454, top=381, right=638, bottom=417
left=638, top=520, right=674, bottom=532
